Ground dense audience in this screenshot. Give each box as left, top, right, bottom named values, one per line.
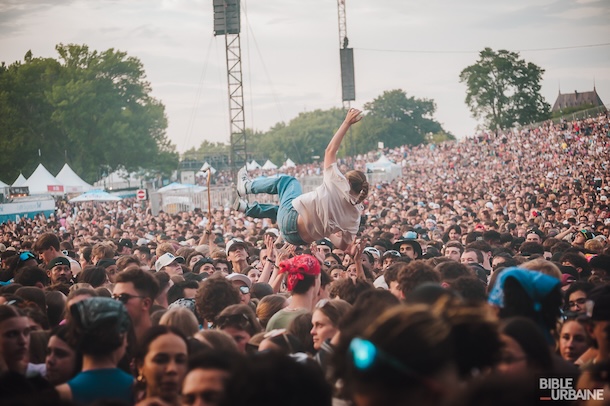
left=0, top=112, right=609, bottom=405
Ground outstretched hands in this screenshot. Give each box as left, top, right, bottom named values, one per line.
left=344, top=108, right=363, bottom=126
left=325, top=107, right=363, bottom=168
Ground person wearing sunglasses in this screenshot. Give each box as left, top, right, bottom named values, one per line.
left=216, top=304, right=262, bottom=353
left=113, top=266, right=159, bottom=344
left=226, top=273, right=252, bottom=305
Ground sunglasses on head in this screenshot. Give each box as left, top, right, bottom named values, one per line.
left=384, top=250, right=401, bottom=258
left=217, top=313, right=251, bottom=330
left=349, top=337, right=426, bottom=382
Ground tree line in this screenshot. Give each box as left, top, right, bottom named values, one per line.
left=1, top=44, right=554, bottom=183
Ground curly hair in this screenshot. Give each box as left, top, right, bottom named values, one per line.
left=195, top=276, right=240, bottom=325
left=397, top=261, right=441, bottom=297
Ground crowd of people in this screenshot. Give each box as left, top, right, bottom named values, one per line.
left=0, top=112, right=609, bottom=405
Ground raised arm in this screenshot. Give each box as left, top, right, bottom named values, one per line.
left=324, top=108, right=362, bottom=168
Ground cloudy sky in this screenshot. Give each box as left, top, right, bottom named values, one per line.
left=2, top=0, right=609, bottom=153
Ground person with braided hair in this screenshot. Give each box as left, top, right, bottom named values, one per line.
left=234, top=108, right=367, bottom=249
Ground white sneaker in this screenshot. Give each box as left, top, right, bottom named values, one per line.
left=236, top=166, right=250, bottom=197
left=232, top=197, right=248, bottom=212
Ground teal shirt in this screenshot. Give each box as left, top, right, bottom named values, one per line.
left=68, top=368, right=134, bottom=405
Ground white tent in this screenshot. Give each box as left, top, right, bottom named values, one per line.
left=56, top=163, right=92, bottom=193
left=199, top=162, right=217, bottom=175
left=94, top=168, right=141, bottom=190
left=262, top=160, right=278, bottom=170
left=284, top=158, right=296, bottom=168
left=23, top=164, right=65, bottom=195
left=365, top=155, right=402, bottom=181
left=157, top=182, right=207, bottom=193
left=12, top=173, right=27, bottom=187
left=247, top=160, right=261, bottom=171
left=69, top=189, right=122, bottom=202
left=0, top=179, right=7, bottom=188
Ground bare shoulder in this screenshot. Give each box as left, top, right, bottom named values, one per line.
left=56, top=383, right=72, bottom=401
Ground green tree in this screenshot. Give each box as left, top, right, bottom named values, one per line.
left=362, top=89, right=443, bottom=148
left=253, top=109, right=347, bottom=164
left=0, top=56, right=64, bottom=180
left=0, top=44, right=177, bottom=184
left=460, top=48, right=550, bottom=131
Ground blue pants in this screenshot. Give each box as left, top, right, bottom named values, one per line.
left=245, top=175, right=308, bottom=245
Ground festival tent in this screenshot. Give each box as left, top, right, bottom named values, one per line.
left=284, top=158, right=296, bottom=168
left=246, top=160, right=261, bottom=171
left=0, top=179, right=7, bottom=188
left=69, top=189, right=122, bottom=202
left=12, top=174, right=27, bottom=187
left=56, top=163, right=92, bottom=193
left=94, top=168, right=141, bottom=190
left=157, top=182, right=207, bottom=193
left=262, top=160, right=278, bottom=170
left=157, top=182, right=193, bottom=193
left=365, top=155, right=402, bottom=181
left=198, top=162, right=217, bottom=175
left=22, top=164, right=65, bottom=195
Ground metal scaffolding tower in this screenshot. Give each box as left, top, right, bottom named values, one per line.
left=213, top=0, right=247, bottom=173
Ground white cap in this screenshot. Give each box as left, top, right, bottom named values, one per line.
left=155, top=253, right=184, bottom=272
left=265, top=228, right=280, bottom=237
left=226, top=273, right=252, bottom=289
left=363, top=246, right=381, bottom=259
left=226, top=238, right=247, bottom=255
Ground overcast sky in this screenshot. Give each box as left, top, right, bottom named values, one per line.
left=2, top=0, right=609, bottom=153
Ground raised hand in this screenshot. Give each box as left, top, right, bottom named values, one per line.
left=344, top=108, right=363, bottom=126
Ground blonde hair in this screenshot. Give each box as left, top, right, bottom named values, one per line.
left=584, top=239, right=603, bottom=254
left=521, top=258, right=562, bottom=280
left=156, top=243, right=176, bottom=257
left=91, top=242, right=116, bottom=260
left=159, top=307, right=199, bottom=337
left=346, top=170, right=369, bottom=205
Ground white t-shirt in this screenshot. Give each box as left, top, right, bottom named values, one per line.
left=292, top=163, right=362, bottom=247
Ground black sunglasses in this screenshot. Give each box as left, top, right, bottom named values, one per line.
left=113, top=293, right=146, bottom=304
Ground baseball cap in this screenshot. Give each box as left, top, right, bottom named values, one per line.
left=403, top=231, right=418, bottom=239
left=316, top=239, right=334, bottom=250
left=47, top=257, right=71, bottom=270
left=96, top=258, right=116, bottom=269
left=264, top=228, right=280, bottom=237
left=155, top=253, right=185, bottom=272
left=226, top=238, right=248, bottom=255
left=226, top=273, right=252, bottom=289
left=363, top=247, right=381, bottom=259
left=117, top=238, right=133, bottom=249
left=136, top=238, right=150, bottom=246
